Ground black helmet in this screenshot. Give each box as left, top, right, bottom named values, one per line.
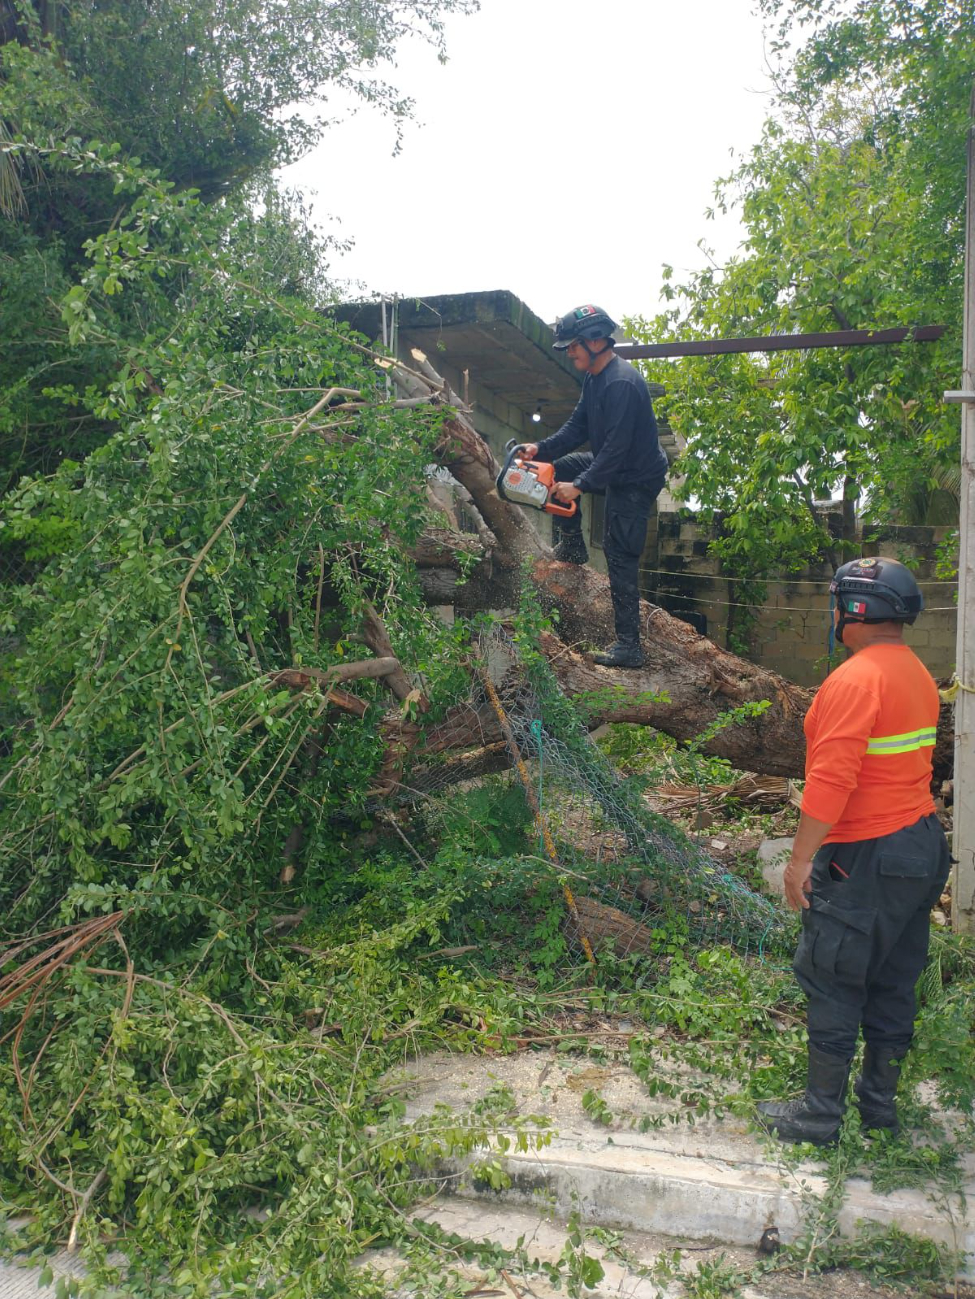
left=830, top=557, right=924, bottom=625
left=552, top=304, right=618, bottom=350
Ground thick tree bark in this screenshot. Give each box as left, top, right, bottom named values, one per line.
left=414, top=529, right=946, bottom=784
left=538, top=633, right=810, bottom=777
left=389, top=352, right=813, bottom=776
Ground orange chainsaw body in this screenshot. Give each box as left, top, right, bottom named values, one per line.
left=496, top=444, right=578, bottom=518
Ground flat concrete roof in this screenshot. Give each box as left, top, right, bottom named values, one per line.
left=332, top=290, right=585, bottom=427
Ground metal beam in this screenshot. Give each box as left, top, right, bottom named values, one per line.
left=616, top=324, right=945, bottom=360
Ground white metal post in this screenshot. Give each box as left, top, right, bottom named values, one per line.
left=950, top=87, right=975, bottom=934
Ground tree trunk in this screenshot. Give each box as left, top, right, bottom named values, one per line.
left=388, top=352, right=951, bottom=785
left=539, top=632, right=810, bottom=777
left=392, top=354, right=813, bottom=776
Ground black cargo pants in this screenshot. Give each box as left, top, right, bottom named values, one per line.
left=552, top=452, right=665, bottom=643
left=794, top=813, right=950, bottom=1060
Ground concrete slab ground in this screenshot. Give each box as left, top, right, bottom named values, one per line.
left=0, top=1242, right=94, bottom=1299
left=1, top=1198, right=964, bottom=1299
left=2, top=1043, right=969, bottom=1297
left=398, top=1197, right=947, bottom=1299
left=394, top=1046, right=975, bottom=1278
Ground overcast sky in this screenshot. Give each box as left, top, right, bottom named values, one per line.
left=281, top=0, right=775, bottom=325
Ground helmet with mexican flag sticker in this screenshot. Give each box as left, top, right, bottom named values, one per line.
left=552, top=304, right=618, bottom=350
left=830, top=557, right=924, bottom=626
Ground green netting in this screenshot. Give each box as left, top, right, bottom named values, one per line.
left=405, top=619, right=794, bottom=969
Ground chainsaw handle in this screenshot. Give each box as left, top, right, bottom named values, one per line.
left=546, top=498, right=577, bottom=518
left=499, top=439, right=528, bottom=472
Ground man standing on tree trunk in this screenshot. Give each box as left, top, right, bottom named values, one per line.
left=520, top=304, right=668, bottom=669
left=758, top=557, right=949, bottom=1146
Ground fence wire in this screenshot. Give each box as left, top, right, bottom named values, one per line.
left=405, top=621, right=792, bottom=969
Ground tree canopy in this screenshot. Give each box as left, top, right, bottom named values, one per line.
left=629, top=0, right=972, bottom=587
left=0, top=0, right=477, bottom=487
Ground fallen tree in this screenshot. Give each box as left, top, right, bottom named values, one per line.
left=394, top=348, right=813, bottom=777
left=175, top=338, right=949, bottom=785
left=0, top=146, right=944, bottom=929
left=0, top=131, right=959, bottom=1299
left=400, top=349, right=961, bottom=785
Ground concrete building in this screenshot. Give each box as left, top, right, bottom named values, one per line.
left=332, top=289, right=681, bottom=571
left=332, top=291, right=955, bottom=683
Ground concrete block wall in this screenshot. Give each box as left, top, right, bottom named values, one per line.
left=645, top=514, right=957, bottom=686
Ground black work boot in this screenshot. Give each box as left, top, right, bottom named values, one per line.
left=551, top=519, right=589, bottom=565
left=593, top=639, right=644, bottom=669
left=598, top=558, right=644, bottom=667
left=855, top=1046, right=903, bottom=1135
left=757, top=1045, right=852, bottom=1146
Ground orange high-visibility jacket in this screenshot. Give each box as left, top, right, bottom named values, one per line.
left=801, top=643, right=938, bottom=842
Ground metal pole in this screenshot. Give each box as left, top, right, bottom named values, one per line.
left=951, top=85, right=975, bottom=935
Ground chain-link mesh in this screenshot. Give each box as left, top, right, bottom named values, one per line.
left=405, top=621, right=792, bottom=969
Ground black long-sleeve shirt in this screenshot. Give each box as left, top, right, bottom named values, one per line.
left=534, top=355, right=668, bottom=492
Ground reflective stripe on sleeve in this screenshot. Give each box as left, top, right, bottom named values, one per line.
left=864, top=727, right=937, bottom=755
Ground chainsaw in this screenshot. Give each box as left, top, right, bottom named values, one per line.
left=496, top=440, right=578, bottom=518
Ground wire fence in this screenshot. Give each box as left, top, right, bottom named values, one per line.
left=405, top=620, right=793, bottom=971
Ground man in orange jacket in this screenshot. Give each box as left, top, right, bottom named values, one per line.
left=758, top=557, right=949, bottom=1145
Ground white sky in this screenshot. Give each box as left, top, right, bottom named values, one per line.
left=280, top=0, right=775, bottom=325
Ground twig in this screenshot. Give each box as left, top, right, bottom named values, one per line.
left=279, top=942, right=322, bottom=957
left=417, top=945, right=479, bottom=961
left=263, top=909, right=309, bottom=936
left=114, top=930, right=136, bottom=1021
left=66, top=1168, right=107, bottom=1252
left=314, top=543, right=325, bottom=652
left=501, top=1270, right=526, bottom=1299
left=0, top=741, right=41, bottom=794
left=381, top=812, right=427, bottom=869
left=35, top=1156, right=79, bottom=1200
left=47, top=697, right=75, bottom=730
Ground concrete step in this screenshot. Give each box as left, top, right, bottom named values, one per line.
left=361, top=1199, right=685, bottom=1299
left=406, top=1197, right=758, bottom=1297
left=395, top=1046, right=975, bottom=1277
left=366, top=1197, right=960, bottom=1298
left=2, top=1043, right=970, bottom=1297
